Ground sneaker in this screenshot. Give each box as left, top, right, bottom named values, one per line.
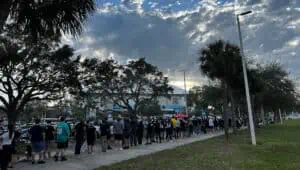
left=61, top=156, right=67, bottom=161
left=119, top=148, right=123, bottom=151
left=54, top=155, right=59, bottom=162
left=37, top=160, right=46, bottom=164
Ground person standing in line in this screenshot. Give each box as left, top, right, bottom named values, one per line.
left=29, top=119, right=46, bottom=164
left=44, top=121, right=55, bottom=159
left=166, top=119, right=173, bottom=141
left=8, top=124, right=20, bottom=168
left=123, top=118, right=131, bottom=149
left=136, top=119, right=144, bottom=145
left=188, top=119, right=194, bottom=137
left=154, top=119, right=161, bottom=143
left=113, top=118, right=124, bottom=151
left=74, top=120, right=85, bottom=155
left=66, top=122, right=72, bottom=149
left=107, top=122, right=114, bottom=150
left=129, top=117, right=138, bottom=147
left=180, top=119, right=186, bottom=138
left=160, top=118, right=166, bottom=141
left=209, top=117, right=214, bottom=133
left=175, top=118, right=181, bottom=139
left=150, top=118, right=156, bottom=143
left=146, top=118, right=153, bottom=145
left=0, top=123, right=15, bottom=170
left=171, top=117, right=177, bottom=138
left=55, top=117, right=70, bottom=161
left=100, top=118, right=109, bottom=152
left=86, top=121, right=96, bottom=154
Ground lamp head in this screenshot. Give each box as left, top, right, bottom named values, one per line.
left=239, top=11, right=252, bottom=16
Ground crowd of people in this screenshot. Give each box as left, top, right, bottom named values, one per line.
left=0, top=115, right=245, bottom=170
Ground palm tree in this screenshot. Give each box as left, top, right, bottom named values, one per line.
left=199, top=40, right=244, bottom=141
left=0, top=0, right=95, bottom=38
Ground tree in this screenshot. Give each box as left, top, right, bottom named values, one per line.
left=199, top=40, right=244, bottom=140
left=250, top=62, right=298, bottom=124
left=0, top=0, right=95, bottom=38
left=138, top=100, right=162, bottom=116
left=89, top=58, right=173, bottom=115
left=21, top=100, right=48, bottom=121
left=199, top=84, right=225, bottom=115
left=0, top=27, right=80, bottom=122
left=188, top=86, right=201, bottom=107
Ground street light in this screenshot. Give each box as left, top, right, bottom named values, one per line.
left=236, top=10, right=257, bottom=146
left=169, top=64, right=189, bottom=116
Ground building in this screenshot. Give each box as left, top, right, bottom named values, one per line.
left=97, top=93, right=186, bottom=114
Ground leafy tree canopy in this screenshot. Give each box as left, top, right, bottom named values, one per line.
left=0, top=0, right=95, bottom=38
left=81, top=58, right=173, bottom=115
left=0, top=26, right=81, bottom=121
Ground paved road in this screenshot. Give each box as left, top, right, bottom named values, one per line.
left=14, top=132, right=224, bottom=170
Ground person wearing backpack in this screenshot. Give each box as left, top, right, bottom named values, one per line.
left=55, top=117, right=70, bottom=161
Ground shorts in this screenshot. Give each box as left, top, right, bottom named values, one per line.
left=114, top=134, right=123, bottom=141
left=87, top=139, right=95, bottom=146
left=32, top=141, right=45, bottom=153
left=45, top=140, right=56, bottom=150
left=57, top=142, right=68, bottom=149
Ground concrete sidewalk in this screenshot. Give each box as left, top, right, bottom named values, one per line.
left=14, top=132, right=224, bottom=170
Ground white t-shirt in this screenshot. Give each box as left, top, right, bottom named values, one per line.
left=209, top=119, right=214, bottom=127
left=176, top=120, right=181, bottom=128
left=110, top=125, right=114, bottom=135
left=1, top=132, right=14, bottom=145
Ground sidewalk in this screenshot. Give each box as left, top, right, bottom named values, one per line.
left=14, top=132, right=224, bottom=170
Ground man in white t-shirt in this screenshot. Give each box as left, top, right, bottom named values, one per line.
left=209, top=118, right=214, bottom=133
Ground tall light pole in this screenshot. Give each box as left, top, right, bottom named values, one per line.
left=183, top=70, right=189, bottom=116
left=237, top=10, right=256, bottom=145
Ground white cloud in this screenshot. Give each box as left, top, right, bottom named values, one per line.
left=70, top=0, right=300, bottom=90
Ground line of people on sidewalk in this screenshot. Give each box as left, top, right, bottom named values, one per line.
left=0, top=115, right=228, bottom=170
left=73, top=116, right=225, bottom=154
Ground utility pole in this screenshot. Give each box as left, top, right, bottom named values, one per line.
left=237, top=11, right=256, bottom=145
left=184, top=71, right=188, bottom=116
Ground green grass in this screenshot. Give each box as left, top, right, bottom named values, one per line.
left=97, top=120, right=300, bottom=170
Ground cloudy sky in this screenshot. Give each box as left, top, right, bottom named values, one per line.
left=63, top=0, right=300, bottom=93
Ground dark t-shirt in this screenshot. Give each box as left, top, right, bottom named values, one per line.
left=30, top=125, right=44, bottom=142
left=45, top=125, right=55, bottom=141
left=75, top=123, right=85, bottom=141
left=86, top=125, right=96, bottom=141
left=100, top=122, right=109, bottom=136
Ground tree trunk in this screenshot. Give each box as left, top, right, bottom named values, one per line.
left=224, top=84, right=229, bottom=143
left=274, top=110, right=279, bottom=123
left=279, top=108, right=283, bottom=124
left=6, top=109, right=18, bottom=123
left=251, top=95, right=258, bottom=127
left=228, top=88, right=237, bottom=134
left=260, top=105, right=265, bottom=125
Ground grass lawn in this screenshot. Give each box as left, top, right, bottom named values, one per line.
left=97, top=120, right=300, bottom=170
